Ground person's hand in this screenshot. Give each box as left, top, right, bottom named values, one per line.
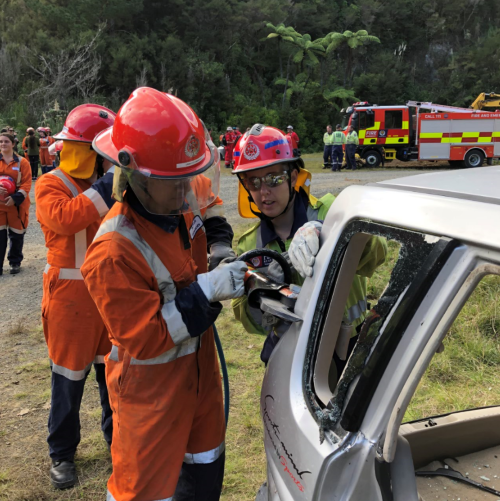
left=197, top=260, right=248, bottom=302
left=208, top=243, right=236, bottom=271
left=0, top=186, right=8, bottom=196
left=288, top=221, right=323, bottom=278
left=4, top=196, right=14, bottom=207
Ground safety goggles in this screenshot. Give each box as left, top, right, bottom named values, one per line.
left=241, top=171, right=289, bottom=191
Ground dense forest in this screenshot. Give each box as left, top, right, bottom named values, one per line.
left=1, top=0, right=500, bottom=150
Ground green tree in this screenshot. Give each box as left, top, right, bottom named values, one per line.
left=263, top=22, right=300, bottom=78
left=323, top=88, right=359, bottom=112
left=323, top=30, right=380, bottom=86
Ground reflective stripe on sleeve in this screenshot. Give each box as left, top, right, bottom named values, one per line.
left=107, top=490, right=172, bottom=501
left=49, top=169, right=80, bottom=198
left=203, top=204, right=225, bottom=220
left=109, top=345, right=119, bottom=362
left=346, top=297, right=368, bottom=324
left=184, top=441, right=225, bottom=465
left=74, top=230, right=87, bottom=268
left=161, top=301, right=191, bottom=345
left=0, top=225, right=7, bottom=231
left=44, top=263, right=83, bottom=280
left=94, top=355, right=106, bottom=364
left=18, top=189, right=27, bottom=197
left=50, top=360, right=92, bottom=381
left=8, top=227, right=26, bottom=235
left=306, top=206, right=319, bottom=222
left=83, top=187, right=109, bottom=217
left=108, top=338, right=200, bottom=366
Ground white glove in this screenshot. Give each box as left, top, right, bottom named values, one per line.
left=197, top=260, right=248, bottom=302
left=288, top=221, right=323, bottom=278
left=208, top=243, right=237, bottom=271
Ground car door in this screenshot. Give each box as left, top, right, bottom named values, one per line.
left=260, top=215, right=469, bottom=500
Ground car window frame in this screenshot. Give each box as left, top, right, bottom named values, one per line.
left=303, top=219, right=460, bottom=438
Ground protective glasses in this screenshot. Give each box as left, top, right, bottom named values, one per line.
left=242, top=171, right=289, bottom=191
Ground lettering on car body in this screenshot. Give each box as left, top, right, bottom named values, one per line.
left=263, top=395, right=311, bottom=492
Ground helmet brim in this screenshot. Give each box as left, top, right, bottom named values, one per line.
left=53, top=131, right=92, bottom=143
left=92, top=127, right=119, bottom=165
left=232, top=156, right=304, bottom=174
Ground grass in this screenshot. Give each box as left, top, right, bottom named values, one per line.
left=366, top=239, right=500, bottom=422
left=0, top=226, right=498, bottom=500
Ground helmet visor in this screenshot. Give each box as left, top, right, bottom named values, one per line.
left=120, top=142, right=221, bottom=216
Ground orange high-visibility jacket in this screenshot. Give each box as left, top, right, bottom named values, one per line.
left=82, top=194, right=226, bottom=501
left=39, top=136, right=55, bottom=166
left=36, top=169, right=111, bottom=378
left=0, top=153, right=31, bottom=233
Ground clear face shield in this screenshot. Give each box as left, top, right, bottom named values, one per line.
left=118, top=131, right=220, bottom=216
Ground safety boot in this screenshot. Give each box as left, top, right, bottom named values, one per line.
left=50, top=460, right=77, bottom=489
left=9, top=264, right=20, bottom=274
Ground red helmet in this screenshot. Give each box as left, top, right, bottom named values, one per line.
left=233, top=125, right=310, bottom=219
left=54, top=104, right=116, bottom=143
left=48, top=140, right=63, bottom=156
left=93, top=87, right=220, bottom=216
left=232, top=124, right=303, bottom=174
left=0, top=176, right=16, bottom=201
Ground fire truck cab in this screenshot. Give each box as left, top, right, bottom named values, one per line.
left=341, top=102, right=411, bottom=167
left=341, top=101, right=500, bottom=168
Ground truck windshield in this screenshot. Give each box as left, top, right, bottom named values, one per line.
left=341, top=114, right=351, bottom=129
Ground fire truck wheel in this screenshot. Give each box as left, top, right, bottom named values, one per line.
left=463, top=150, right=485, bottom=168
left=486, top=157, right=493, bottom=166
left=362, top=150, right=382, bottom=168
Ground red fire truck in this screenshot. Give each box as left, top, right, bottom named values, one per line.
left=341, top=101, right=500, bottom=168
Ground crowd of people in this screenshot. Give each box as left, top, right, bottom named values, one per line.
left=0, top=90, right=384, bottom=500
left=322, top=123, right=359, bottom=171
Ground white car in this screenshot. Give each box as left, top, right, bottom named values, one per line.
left=256, top=167, right=500, bottom=500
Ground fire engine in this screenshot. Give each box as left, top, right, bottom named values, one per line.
left=341, top=101, right=500, bottom=168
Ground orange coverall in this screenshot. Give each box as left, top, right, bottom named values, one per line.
left=39, top=136, right=55, bottom=168
left=0, top=154, right=31, bottom=233
left=223, top=131, right=236, bottom=167
left=82, top=195, right=226, bottom=501
left=35, top=169, right=111, bottom=379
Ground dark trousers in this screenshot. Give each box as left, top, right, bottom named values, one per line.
left=48, top=363, right=112, bottom=461
left=0, top=228, right=25, bottom=270
left=174, top=452, right=225, bottom=501
left=331, top=145, right=343, bottom=171
left=28, top=155, right=39, bottom=178
left=323, top=145, right=333, bottom=168
left=345, top=144, right=357, bottom=170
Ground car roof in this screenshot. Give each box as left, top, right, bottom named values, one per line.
left=330, top=167, right=500, bottom=251
left=375, top=167, right=500, bottom=205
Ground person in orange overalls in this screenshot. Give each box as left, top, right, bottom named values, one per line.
left=38, top=127, right=55, bottom=174
left=222, top=126, right=236, bottom=168
left=0, top=132, right=31, bottom=275
left=35, top=104, right=117, bottom=489
left=82, top=88, right=246, bottom=501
